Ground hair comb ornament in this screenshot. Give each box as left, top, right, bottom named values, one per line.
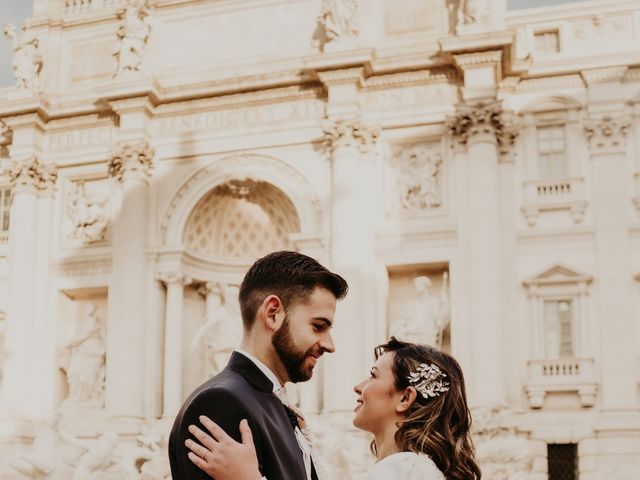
left=407, top=363, right=450, bottom=399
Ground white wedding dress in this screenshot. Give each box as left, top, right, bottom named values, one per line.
left=363, top=452, right=445, bottom=480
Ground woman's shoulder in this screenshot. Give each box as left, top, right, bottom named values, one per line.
left=364, top=452, right=445, bottom=480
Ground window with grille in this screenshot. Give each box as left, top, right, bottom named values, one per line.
left=548, top=444, right=578, bottom=480
left=0, top=188, right=11, bottom=242
left=544, top=299, right=574, bottom=358
left=535, top=30, right=560, bottom=54
left=537, top=125, right=567, bottom=180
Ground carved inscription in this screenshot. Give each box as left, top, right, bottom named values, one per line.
left=152, top=100, right=325, bottom=136
left=361, top=85, right=454, bottom=111
left=48, top=128, right=113, bottom=151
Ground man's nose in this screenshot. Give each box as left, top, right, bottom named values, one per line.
left=321, top=333, right=336, bottom=353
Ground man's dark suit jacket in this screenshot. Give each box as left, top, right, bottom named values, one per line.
left=169, top=351, right=316, bottom=480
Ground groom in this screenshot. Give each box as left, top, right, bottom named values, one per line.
left=169, top=251, right=348, bottom=480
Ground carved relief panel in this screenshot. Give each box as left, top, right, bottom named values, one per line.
left=385, top=141, right=446, bottom=217
left=61, top=177, right=111, bottom=246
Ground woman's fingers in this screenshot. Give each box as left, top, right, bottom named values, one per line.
left=199, top=415, right=233, bottom=444
left=238, top=419, right=254, bottom=446
left=185, top=438, right=209, bottom=459
left=187, top=451, right=208, bottom=469
left=188, top=424, right=218, bottom=451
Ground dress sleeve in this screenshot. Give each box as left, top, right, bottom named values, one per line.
left=301, top=427, right=330, bottom=480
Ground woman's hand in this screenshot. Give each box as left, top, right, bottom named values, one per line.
left=185, top=416, right=262, bottom=480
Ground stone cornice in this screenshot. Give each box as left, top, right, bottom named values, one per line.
left=315, top=67, right=364, bottom=87
left=363, top=68, right=459, bottom=90
left=514, top=75, right=584, bottom=93
left=2, top=111, right=47, bottom=131
left=453, top=50, right=503, bottom=69
left=46, top=113, right=116, bottom=132
left=107, top=96, right=156, bottom=116
left=581, top=66, right=628, bottom=85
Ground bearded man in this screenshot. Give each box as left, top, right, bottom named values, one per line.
left=169, top=251, right=348, bottom=480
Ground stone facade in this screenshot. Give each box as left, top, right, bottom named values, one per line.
left=0, top=0, right=639, bottom=478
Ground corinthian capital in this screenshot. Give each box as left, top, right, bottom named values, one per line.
left=322, top=119, right=379, bottom=154
left=156, top=271, right=192, bottom=286
left=8, top=157, right=57, bottom=193
left=584, top=115, right=631, bottom=154
left=447, top=100, right=516, bottom=149
left=109, top=141, right=155, bottom=182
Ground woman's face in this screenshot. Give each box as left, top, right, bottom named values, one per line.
left=352, top=352, right=404, bottom=434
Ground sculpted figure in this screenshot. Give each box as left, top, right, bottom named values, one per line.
left=2, top=23, right=43, bottom=91
left=58, top=424, right=120, bottom=480
left=396, top=147, right=443, bottom=211
left=120, top=422, right=171, bottom=480
left=321, top=0, right=358, bottom=41
left=113, top=1, right=151, bottom=76
left=60, top=303, right=106, bottom=404
left=191, top=283, right=242, bottom=377
left=391, top=273, right=450, bottom=347
left=0, top=417, right=63, bottom=479
left=65, top=181, right=109, bottom=244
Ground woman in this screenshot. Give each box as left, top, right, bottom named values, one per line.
left=185, top=338, right=481, bottom=479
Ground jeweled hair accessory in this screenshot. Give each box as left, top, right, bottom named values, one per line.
left=407, top=363, right=450, bottom=399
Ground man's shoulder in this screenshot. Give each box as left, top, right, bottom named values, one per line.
left=186, top=367, right=257, bottom=407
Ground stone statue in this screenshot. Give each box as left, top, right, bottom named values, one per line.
left=0, top=416, right=64, bottom=479
left=391, top=273, right=450, bottom=347
left=58, top=424, right=120, bottom=480
left=191, top=283, right=242, bottom=377
left=320, top=0, right=358, bottom=42
left=113, top=1, right=152, bottom=77
left=2, top=23, right=43, bottom=91
left=472, top=405, right=533, bottom=480
left=65, top=181, right=109, bottom=244
left=60, top=303, right=106, bottom=405
left=120, top=422, right=171, bottom=480
left=395, top=145, right=443, bottom=212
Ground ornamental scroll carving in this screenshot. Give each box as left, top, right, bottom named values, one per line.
left=65, top=180, right=110, bottom=244
left=391, top=143, right=444, bottom=212
left=584, top=115, right=631, bottom=154
left=108, top=141, right=155, bottom=182
left=2, top=23, right=43, bottom=92
left=113, top=0, right=152, bottom=77
left=0, top=120, right=10, bottom=157
left=8, top=157, right=57, bottom=192
left=322, top=119, right=379, bottom=154
left=320, top=0, right=358, bottom=43
left=448, top=100, right=517, bottom=151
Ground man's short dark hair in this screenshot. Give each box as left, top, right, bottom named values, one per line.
left=238, top=251, right=348, bottom=330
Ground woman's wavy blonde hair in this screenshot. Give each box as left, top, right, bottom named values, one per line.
left=373, top=337, right=481, bottom=480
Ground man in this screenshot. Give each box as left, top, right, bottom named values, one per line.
left=169, top=251, right=348, bottom=480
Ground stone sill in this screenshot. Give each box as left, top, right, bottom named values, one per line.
left=525, top=357, right=597, bottom=408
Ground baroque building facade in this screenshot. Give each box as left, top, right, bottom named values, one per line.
left=0, top=0, right=639, bottom=478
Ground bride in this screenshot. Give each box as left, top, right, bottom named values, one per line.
left=184, top=337, right=481, bottom=479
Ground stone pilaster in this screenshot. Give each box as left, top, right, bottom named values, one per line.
left=158, top=272, right=192, bottom=418
left=584, top=114, right=636, bottom=410
left=105, top=141, right=154, bottom=426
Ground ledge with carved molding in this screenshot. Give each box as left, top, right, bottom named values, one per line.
left=525, top=357, right=598, bottom=408
left=521, top=177, right=588, bottom=227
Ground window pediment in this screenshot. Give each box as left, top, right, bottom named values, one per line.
left=524, top=264, right=592, bottom=288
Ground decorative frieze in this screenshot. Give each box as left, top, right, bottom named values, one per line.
left=584, top=115, right=631, bottom=154
left=322, top=119, right=379, bottom=154
left=108, top=141, right=154, bottom=182
left=7, top=157, right=57, bottom=193
left=447, top=100, right=517, bottom=150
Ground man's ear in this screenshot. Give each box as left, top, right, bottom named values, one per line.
left=263, top=295, right=285, bottom=332
left=396, top=387, right=418, bottom=414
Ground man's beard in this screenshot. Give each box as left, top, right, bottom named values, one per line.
left=272, top=317, right=319, bottom=383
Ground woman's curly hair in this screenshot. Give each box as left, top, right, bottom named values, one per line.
left=373, top=337, right=481, bottom=480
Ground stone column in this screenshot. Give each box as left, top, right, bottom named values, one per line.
left=106, top=141, right=154, bottom=424
left=199, top=282, right=223, bottom=322
left=448, top=100, right=511, bottom=406
left=0, top=157, right=56, bottom=419
left=584, top=115, right=636, bottom=410
left=321, top=117, right=381, bottom=412
left=158, top=272, right=192, bottom=418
